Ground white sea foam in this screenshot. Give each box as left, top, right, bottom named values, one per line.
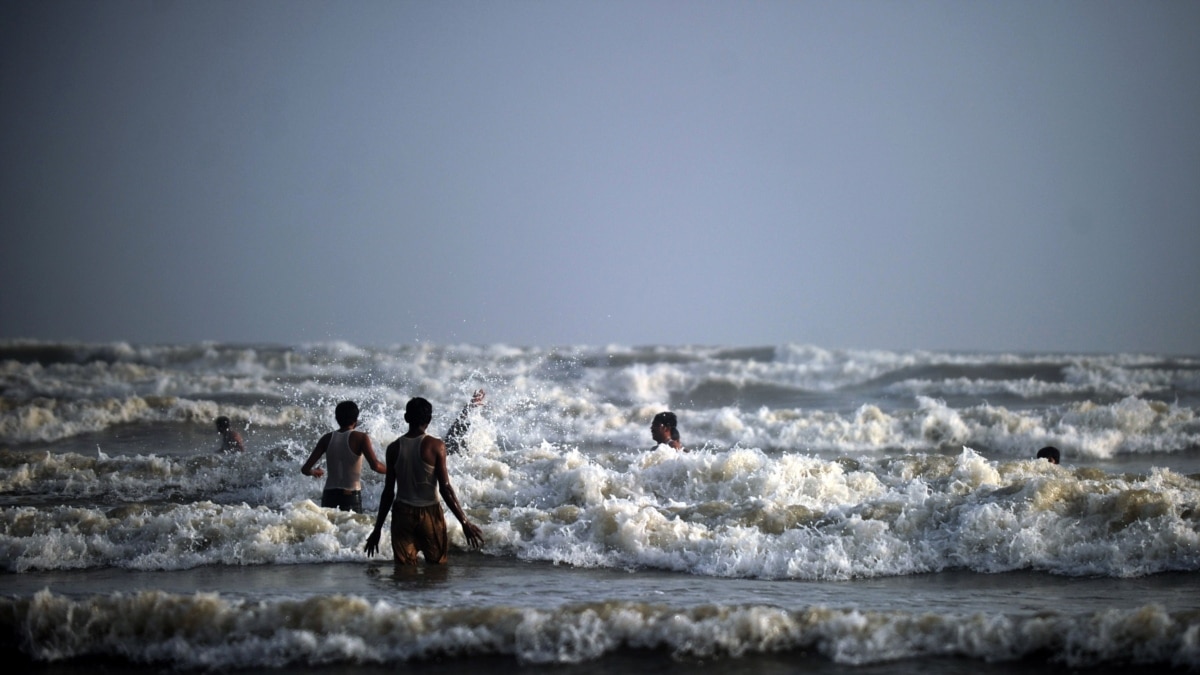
left=2, top=341, right=1198, bottom=579
left=3, top=444, right=1198, bottom=580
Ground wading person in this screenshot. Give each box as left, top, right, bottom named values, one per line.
left=214, top=416, right=245, bottom=453
left=365, top=397, right=484, bottom=565
left=300, top=401, right=386, bottom=513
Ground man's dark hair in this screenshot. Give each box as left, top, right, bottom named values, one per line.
left=335, top=401, right=360, bottom=427
left=1036, top=446, right=1061, bottom=464
left=405, top=397, right=433, bottom=425
left=215, top=416, right=231, bottom=432
left=653, top=411, right=677, bottom=430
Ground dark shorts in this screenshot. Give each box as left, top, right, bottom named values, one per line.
left=391, top=503, right=448, bottom=564
left=321, top=488, right=363, bottom=513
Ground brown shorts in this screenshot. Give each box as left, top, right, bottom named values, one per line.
left=391, top=503, right=448, bottom=565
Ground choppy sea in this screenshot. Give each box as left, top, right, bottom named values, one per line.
left=1, top=341, right=1198, bottom=673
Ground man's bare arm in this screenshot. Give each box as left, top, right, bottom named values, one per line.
left=365, top=441, right=399, bottom=557
left=300, top=433, right=330, bottom=478
left=353, top=431, right=386, bottom=474
left=431, top=437, right=484, bottom=548
left=445, top=389, right=485, bottom=455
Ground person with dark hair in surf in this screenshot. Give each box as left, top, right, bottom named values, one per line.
left=365, top=396, right=484, bottom=565
left=214, top=416, right=245, bottom=453
left=300, top=400, right=386, bottom=513
left=651, top=411, right=683, bottom=450
left=1036, top=446, right=1061, bottom=465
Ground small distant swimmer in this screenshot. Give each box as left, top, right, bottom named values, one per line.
left=365, top=396, right=484, bottom=565
left=301, top=401, right=386, bottom=513
left=445, top=389, right=486, bottom=455
left=1036, top=446, right=1061, bottom=465
left=651, top=411, right=684, bottom=450
left=215, top=416, right=245, bottom=453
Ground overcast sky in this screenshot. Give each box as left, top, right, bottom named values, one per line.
left=2, top=1, right=1197, bottom=354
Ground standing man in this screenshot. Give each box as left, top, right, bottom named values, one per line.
left=365, top=396, right=484, bottom=565
left=301, top=400, right=386, bottom=513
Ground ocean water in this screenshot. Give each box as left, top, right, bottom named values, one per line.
left=1, top=340, right=1198, bottom=673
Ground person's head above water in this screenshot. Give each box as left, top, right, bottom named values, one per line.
left=334, top=401, right=359, bottom=428
left=1036, top=446, right=1061, bottom=465
left=214, top=416, right=231, bottom=432
left=405, top=397, right=434, bottom=427
left=651, top=411, right=678, bottom=445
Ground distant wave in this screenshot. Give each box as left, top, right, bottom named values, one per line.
left=2, top=340, right=1197, bottom=456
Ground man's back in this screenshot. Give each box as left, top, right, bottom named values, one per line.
left=365, top=396, right=483, bottom=564
left=324, top=429, right=364, bottom=491
left=395, top=433, right=439, bottom=507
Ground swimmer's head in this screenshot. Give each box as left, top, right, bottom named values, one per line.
left=651, top=411, right=678, bottom=444
left=652, top=411, right=678, bottom=430
left=1036, top=446, right=1061, bottom=465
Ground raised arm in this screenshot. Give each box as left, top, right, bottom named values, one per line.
left=364, top=441, right=399, bottom=557
left=431, top=436, right=483, bottom=548
left=445, top=389, right=485, bottom=455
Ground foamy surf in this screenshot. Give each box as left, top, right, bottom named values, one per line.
left=3, top=445, right=1197, bottom=580
left=3, top=590, right=1197, bottom=669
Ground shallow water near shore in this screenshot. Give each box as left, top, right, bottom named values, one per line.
left=7, top=556, right=1199, bottom=617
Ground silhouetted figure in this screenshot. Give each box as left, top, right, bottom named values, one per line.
left=365, top=397, right=484, bottom=565
left=215, top=416, right=245, bottom=453
left=301, top=401, right=386, bottom=513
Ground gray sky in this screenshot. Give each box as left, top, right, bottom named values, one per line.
left=2, top=1, right=1198, bottom=354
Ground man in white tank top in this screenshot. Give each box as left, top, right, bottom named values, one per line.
left=365, top=395, right=484, bottom=564
left=301, top=401, right=386, bottom=513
